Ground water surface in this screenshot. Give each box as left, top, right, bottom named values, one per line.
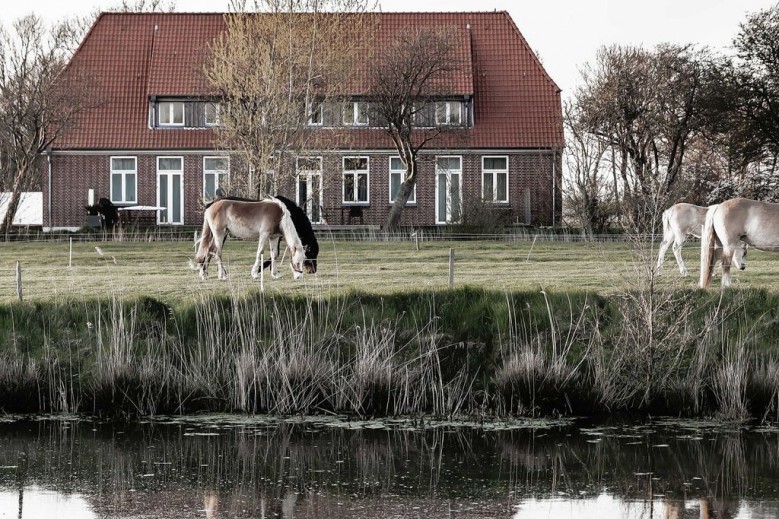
left=0, top=416, right=777, bottom=518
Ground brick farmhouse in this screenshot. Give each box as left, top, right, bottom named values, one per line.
left=45, top=11, right=563, bottom=230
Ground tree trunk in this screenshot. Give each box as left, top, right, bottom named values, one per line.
left=0, top=189, right=20, bottom=240
left=385, top=179, right=416, bottom=231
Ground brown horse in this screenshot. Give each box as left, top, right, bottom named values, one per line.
left=699, top=198, right=779, bottom=288
left=192, top=198, right=307, bottom=281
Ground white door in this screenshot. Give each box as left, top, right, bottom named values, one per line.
left=435, top=156, right=462, bottom=224
left=157, top=157, right=184, bottom=225
left=296, top=158, right=323, bottom=223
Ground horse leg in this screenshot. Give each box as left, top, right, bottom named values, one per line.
left=269, top=237, right=281, bottom=279
left=672, top=237, right=687, bottom=276
left=251, top=232, right=269, bottom=279
left=215, top=232, right=229, bottom=281
left=657, top=234, right=672, bottom=272
left=720, top=247, right=733, bottom=288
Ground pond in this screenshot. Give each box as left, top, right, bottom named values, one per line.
left=0, top=415, right=777, bottom=518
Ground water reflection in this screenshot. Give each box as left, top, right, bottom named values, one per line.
left=0, top=417, right=777, bottom=518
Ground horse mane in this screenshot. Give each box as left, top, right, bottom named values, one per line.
left=268, top=198, right=304, bottom=252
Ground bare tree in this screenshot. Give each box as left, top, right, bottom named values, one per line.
left=575, top=44, right=718, bottom=230
left=204, top=0, right=374, bottom=198
left=563, top=100, right=614, bottom=237
left=368, top=27, right=463, bottom=230
left=0, top=16, right=93, bottom=235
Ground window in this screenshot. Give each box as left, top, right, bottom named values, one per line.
left=343, top=101, right=368, bottom=126
left=297, top=157, right=323, bottom=223
left=158, top=101, right=184, bottom=126
left=110, top=156, right=137, bottom=204
left=389, top=157, right=415, bottom=204
left=203, top=157, right=229, bottom=200
left=343, top=156, right=369, bottom=204
left=307, top=100, right=323, bottom=126
left=482, top=156, right=509, bottom=203
left=205, top=103, right=220, bottom=127
left=435, top=101, right=462, bottom=126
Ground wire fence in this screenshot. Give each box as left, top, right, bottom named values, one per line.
left=2, top=226, right=669, bottom=245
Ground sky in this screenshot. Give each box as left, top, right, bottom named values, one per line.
left=2, top=0, right=777, bottom=96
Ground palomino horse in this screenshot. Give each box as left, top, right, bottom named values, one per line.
left=657, top=203, right=710, bottom=275
left=699, top=198, right=779, bottom=288
left=192, top=198, right=307, bottom=281
left=202, top=195, right=319, bottom=274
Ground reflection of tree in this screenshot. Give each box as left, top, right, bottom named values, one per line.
left=0, top=419, right=778, bottom=517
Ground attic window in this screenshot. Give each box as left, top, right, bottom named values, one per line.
left=158, top=101, right=184, bottom=126
left=435, top=101, right=462, bottom=126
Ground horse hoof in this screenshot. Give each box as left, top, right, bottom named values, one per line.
left=271, top=273, right=281, bottom=280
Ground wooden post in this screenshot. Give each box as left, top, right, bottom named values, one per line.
left=448, top=248, right=454, bottom=288
left=69, top=238, right=72, bottom=268
left=260, top=254, right=264, bottom=292
left=414, top=231, right=419, bottom=251
left=16, top=261, right=22, bottom=302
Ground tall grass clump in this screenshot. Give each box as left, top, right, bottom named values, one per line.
left=494, top=291, right=593, bottom=415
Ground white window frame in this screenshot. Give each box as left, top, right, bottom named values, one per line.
left=296, top=157, right=323, bottom=224
left=307, top=99, right=323, bottom=126
left=435, top=155, right=463, bottom=225
left=343, top=101, right=368, bottom=126
left=110, top=156, right=137, bottom=205
left=482, top=156, right=509, bottom=203
left=157, top=156, right=184, bottom=225
left=342, top=156, right=370, bottom=205
left=389, top=156, right=415, bottom=205
left=203, top=156, right=230, bottom=200
left=158, top=101, right=185, bottom=126
left=435, top=101, right=462, bottom=126
left=204, top=102, right=221, bottom=127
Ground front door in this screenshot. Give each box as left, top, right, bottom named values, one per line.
left=157, top=157, right=183, bottom=225
left=435, top=156, right=462, bottom=224
left=296, top=157, right=323, bottom=223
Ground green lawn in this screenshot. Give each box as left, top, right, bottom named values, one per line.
left=0, top=236, right=777, bottom=305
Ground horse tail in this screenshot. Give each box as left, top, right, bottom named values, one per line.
left=193, top=210, right=214, bottom=269
left=661, top=208, right=672, bottom=241
left=699, top=205, right=718, bottom=289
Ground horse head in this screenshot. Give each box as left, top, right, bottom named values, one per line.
left=290, top=245, right=307, bottom=280
left=304, top=242, right=318, bottom=274
left=733, top=242, right=748, bottom=271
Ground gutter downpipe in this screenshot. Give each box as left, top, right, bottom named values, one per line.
left=46, top=147, right=52, bottom=231
left=551, top=149, right=557, bottom=226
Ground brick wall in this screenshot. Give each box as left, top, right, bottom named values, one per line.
left=44, top=150, right=559, bottom=229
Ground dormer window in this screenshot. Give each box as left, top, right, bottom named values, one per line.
left=343, top=101, right=368, bottom=126
left=158, top=101, right=185, bottom=126
left=205, top=102, right=221, bottom=127
left=435, top=101, right=462, bottom=126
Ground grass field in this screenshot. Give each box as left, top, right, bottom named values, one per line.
left=0, top=236, right=778, bottom=304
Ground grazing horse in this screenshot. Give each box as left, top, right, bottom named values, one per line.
left=192, top=198, right=306, bottom=281
left=699, top=198, right=779, bottom=288
left=205, top=195, right=319, bottom=274
left=657, top=203, right=710, bottom=276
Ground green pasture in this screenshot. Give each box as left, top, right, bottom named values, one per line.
left=0, top=237, right=778, bottom=304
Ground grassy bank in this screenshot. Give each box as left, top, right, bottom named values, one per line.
left=1, top=286, right=778, bottom=420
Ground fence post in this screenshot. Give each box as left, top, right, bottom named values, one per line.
left=69, top=237, right=73, bottom=268
left=16, top=261, right=22, bottom=302
left=448, top=248, right=454, bottom=288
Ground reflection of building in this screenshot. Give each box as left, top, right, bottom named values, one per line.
left=45, top=12, right=563, bottom=230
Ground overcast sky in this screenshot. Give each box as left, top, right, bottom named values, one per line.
left=3, top=0, right=777, bottom=96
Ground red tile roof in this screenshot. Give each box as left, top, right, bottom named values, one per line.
left=54, top=11, right=563, bottom=151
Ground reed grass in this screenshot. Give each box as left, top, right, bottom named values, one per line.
left=0, top=285, right=775, bottom=421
